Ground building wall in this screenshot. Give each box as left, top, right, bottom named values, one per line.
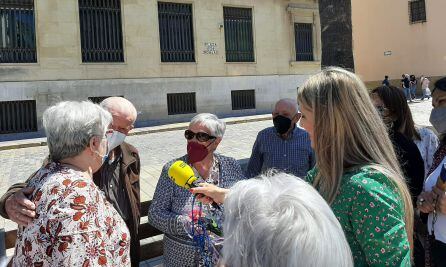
left=0, top=0, right=321, bottom=136
left=351, top=0, right=446, bottom=84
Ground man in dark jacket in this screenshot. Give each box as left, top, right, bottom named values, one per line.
left=0, top=97, right=141, bottom=266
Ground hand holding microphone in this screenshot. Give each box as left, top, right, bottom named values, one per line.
left=190, top=183, right=229, bottom=205
left=168, top=160, right=222, bottom=210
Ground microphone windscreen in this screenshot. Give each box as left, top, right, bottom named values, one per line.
left=168, top=160, right=197, bottom=189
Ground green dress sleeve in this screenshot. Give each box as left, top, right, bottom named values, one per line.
left=349, top=171, right=411, bottom=266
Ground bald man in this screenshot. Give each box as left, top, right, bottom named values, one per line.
left=0, top=97, right=141, bottom=266
left=246, top=99, right=315, bottom=178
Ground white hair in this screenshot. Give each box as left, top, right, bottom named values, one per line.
left=43, top=101, right=112, bottom=161
left=275, top=98, right=300, bottom=115
left=222, top=173, right=353, bottom=267
left=100, top=96, right=137, bottom=121
left=189, top=113, right=226, bottom=137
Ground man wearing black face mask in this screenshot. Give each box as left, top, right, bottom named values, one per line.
left=246, top=99, right=315, bottom=178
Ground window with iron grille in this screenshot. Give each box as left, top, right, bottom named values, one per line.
left=0, top=0, right=36, bottom=63
left=295, top=23, right=314, bottom=61
left=167, top=92, right=196, bottom=115
left=88, top=95, right=124, bottom=104
left=158, top=2, right=195, bottom=62
left=409, top=0, right=426, bottom=24
left=0, top=100, right=37, bottom=133
left=231, top=90, right=255, bottom=110
left=223, top=7, right=254, bottom=62
left=78, top=0, right=124, bottom=62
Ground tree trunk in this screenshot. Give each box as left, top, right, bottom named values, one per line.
left=318, top=0, right=355, bottom=71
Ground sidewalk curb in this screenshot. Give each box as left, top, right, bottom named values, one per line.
left=0, top=115, right=272, bottom=151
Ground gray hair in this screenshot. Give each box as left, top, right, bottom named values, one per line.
left=222, top=173, right=353, bottom=267
left=189, top=113, right=226, bottom=137
left=43, top=101, right=112, bottom=161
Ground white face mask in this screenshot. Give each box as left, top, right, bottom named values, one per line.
left=107, top=130, right=126, bottom=153
left=93, top=137, right=108, bottom=166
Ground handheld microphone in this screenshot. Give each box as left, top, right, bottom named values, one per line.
left=168, top=160, right=221, bottom=210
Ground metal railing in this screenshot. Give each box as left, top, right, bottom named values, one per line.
left=0, top=0, right=36, bottom=63
left=295, top=23, right=314, bottom=62
left=409, top=0, right=426, bottom=24
left=223, top=7, right=254, bottom=62
left=231, top=89, right=255, bottom=110
left=78, top=0, right=124, bottom=62
left=0, top=100, right=37, bottom=134
left=158, top=2, right=195, bottom=62
left=167, top=92, right=196, bottom=115
left=88, top=95, right=124, bottom=104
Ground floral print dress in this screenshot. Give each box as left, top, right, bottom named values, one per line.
left=307, top=166, right=411, bottom=267
left=13, top=162, right=130, bottom=267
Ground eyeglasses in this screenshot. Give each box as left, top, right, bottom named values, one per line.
left=111, top=123, right=134, bottom=133
left=184, top=130, right=216, bottom=142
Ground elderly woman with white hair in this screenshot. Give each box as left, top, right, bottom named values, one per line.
left=12, top=101, right=130, bottom=266
left=223, top=172, right=353, bottom=267
left=148, top=113, right=246, bottom=267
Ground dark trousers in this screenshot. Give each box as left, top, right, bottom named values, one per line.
left=414, top=237, right=425, bottom=267
left=125, top=219, right=140, bottom=267
left=433, top=240, right=446, bottom=267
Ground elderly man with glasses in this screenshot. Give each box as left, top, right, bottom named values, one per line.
left=148, top=113, right=246, bottom=267
left=0, top=97, right=142, bottom=266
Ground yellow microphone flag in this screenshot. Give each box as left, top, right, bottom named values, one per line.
left=168, top=160, right=198, bottom=189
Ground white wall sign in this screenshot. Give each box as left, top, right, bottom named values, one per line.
left=384, top=51, right=392, bottom=56
left=203, top=42, right=218, bottom=54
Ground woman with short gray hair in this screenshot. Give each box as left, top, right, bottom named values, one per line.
left=12, top=101, right=131, bottom=266
left=148, top=113, right=245, bottom=266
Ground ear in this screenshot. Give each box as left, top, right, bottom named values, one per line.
left=89, top=136, right=101, bottom=153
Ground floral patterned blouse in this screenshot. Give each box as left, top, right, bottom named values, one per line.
left=307, top=167, right=411, bottom=267
left=13, top=162, right=130, bottom=267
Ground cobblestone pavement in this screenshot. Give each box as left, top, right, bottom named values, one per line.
left=0, top=119, right=270, bottom=231
left=0, top=99, right=434, bottom=231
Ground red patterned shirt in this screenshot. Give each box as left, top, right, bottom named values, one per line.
left=13, top=162, right=130, bottom=266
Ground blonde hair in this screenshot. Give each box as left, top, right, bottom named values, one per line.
left=297, top=67, right=413, bottom=249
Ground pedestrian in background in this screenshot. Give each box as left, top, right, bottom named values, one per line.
left=382, top=75, right=390, bottom=86
left=410, top=75, right=418, bottom=100
left=421, top=75, right=431, bottom=100
left=402, top=74, right=412, bottom=102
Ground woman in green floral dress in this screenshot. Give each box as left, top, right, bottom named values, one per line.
left=297, top=67, right=414, bottom=266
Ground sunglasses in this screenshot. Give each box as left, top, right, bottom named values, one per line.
left=184, top=130, right=216, bottom=142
